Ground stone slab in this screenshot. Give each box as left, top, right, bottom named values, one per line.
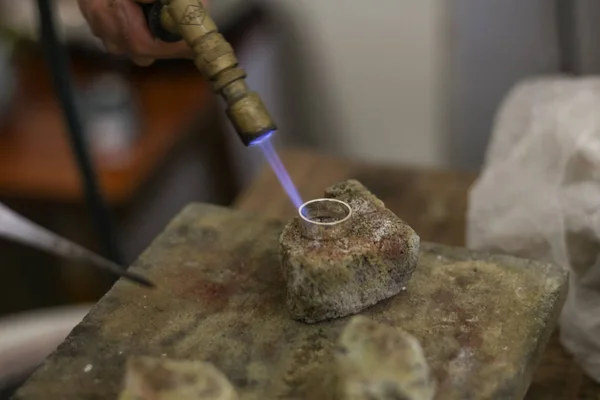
left=13, top=204, right=568, bottom=400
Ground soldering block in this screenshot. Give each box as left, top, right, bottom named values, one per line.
left=336, top=316, right=436, bottom=400
left=279, top=180, right=420, bottom=323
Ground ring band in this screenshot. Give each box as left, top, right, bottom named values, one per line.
left=298, top=198, right=352, bottom=240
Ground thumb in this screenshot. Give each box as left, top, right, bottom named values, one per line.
left=135, top=0, right=210, bottom=5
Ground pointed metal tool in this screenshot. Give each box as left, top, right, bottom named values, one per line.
left=0, top=203, right=155, bottom=288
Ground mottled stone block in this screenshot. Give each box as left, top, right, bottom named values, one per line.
left=336, top=316, right=435, bottom=400
left=119, top=357, right=238, bottom=400
left=280, top=180, right=420, bottom=323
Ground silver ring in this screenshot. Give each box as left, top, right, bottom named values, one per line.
left=298, top=198, right=352, bottom=240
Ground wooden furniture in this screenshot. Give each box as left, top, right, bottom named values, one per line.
left=0, top=48, right=215, bottom=205
left=0, top=47, right=236, bottom=313
left=0, top=4, right=265, bottom=314
left=234, top=148, right=600, bottom=400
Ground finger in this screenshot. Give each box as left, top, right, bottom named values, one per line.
left=81, top=0, right=124, bottom=47
left=119, top=0, right=194, bottom=59
left=132, top=0, right=210, bottom=5
left=78, top=0, right=106, bottom=38
left=103, top=40, right=127, bottom=55
left=131, top=56, right=156, bottom=66
left=114, top=0, right=155, bottom=54
left=77, top=0, right=92, bottom=20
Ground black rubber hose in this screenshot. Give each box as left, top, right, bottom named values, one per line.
left=35, top=0, right=123, bottom=265
left=555, top=0, right=578, bottom=74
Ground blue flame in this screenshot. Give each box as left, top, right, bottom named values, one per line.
left=248, top=131, right=275, bottom=146
left=253, top=131, right=303, bottom=209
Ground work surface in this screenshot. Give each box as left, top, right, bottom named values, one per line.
left=15, top=202, right=566, bottom=399
left=12, top=149, right=600, bottom=399
left=235, top=149, right=600, bottom=400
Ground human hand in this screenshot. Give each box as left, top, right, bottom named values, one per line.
left=77, top=0, right=208, bottom=66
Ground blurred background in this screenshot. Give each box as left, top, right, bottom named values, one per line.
left=0, top=0, right=599, bottom=396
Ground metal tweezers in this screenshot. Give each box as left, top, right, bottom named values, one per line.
left=0, top=202, right=154, bottom=288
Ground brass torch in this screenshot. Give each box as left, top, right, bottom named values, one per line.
left=142, top=0, right=276, bottom=146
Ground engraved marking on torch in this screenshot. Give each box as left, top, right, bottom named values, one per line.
left=180, top=4, right=205, bottom=26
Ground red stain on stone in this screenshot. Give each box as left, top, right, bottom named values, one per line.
left=182, top=279, right=235, bottom=312
left=262, top=341, right=279, bottom=359
left=379, top=236, right=406, bottom=260
left=455, top=275, right=474, bottom=288
left=432, top=289, right=484, bottom=350
left=164, top=265, right=238, bottom=312
left=431, top=289, right=454, bottom=304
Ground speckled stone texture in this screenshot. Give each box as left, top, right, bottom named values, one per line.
left=280, top=180, right=420, bottom=323
left=118, top=356, right=238, bottom=400
left=337, top=316, right=435, bottom=400
left=13, top=203, right=568, bottom=400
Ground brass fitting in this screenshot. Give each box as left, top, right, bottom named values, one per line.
left=151, top=0, right=276, bottom=146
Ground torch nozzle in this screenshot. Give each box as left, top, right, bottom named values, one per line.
left=142, top=0, right=277, bottom=146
